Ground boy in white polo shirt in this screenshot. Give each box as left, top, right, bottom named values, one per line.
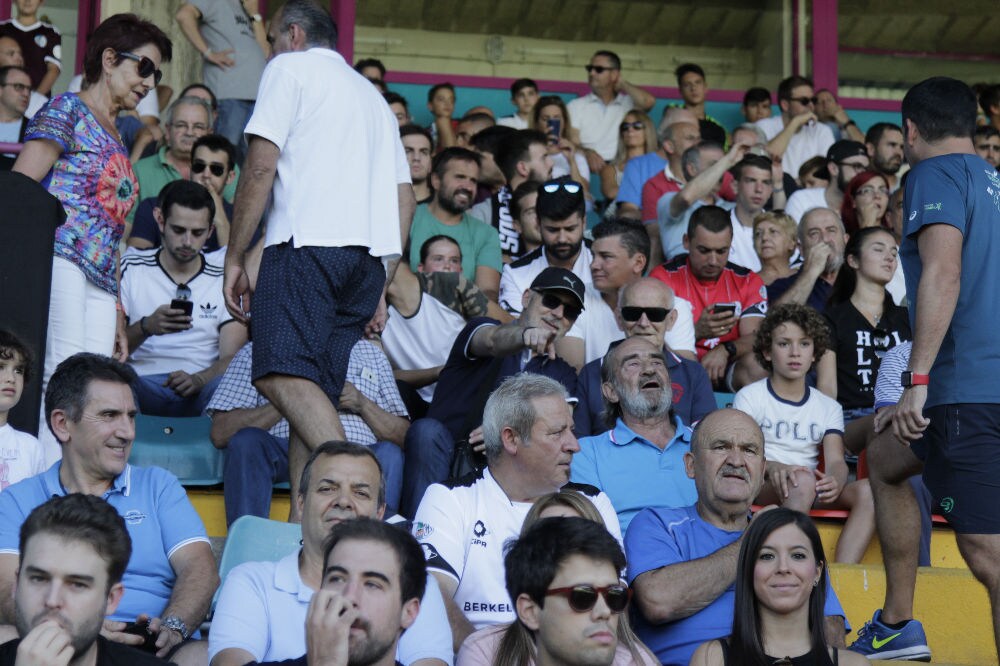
left=0, top=330, right=44, bottom=489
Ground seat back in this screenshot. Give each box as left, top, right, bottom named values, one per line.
left=129, top=415, right=223, bottom=485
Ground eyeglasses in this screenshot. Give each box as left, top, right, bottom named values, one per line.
left=856, top=186, right=890, bottom=197
left=542, top=181, right=582, bottom=195
left=118, top=52, right=162, bottom=86
left=619, top=121, right=644, bottom=133
left=620, top=306, right=671, bottom=323
left=170, top=122, right=210, bottom=133
left=535, top=290, right=583, bottom=321
left=585, top=65, right=617, bottom=74
left=545, top=584, right=632, bottom=613
left=788, top=96, right=818, bottom=106
left=1, top=82, right=29, bottom=93
left=192, top=159, right=226, bottom=177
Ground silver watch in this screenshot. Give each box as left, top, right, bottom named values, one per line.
left=161, top=615, right=190, bottom=640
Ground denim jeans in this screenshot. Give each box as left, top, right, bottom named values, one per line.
left=215, top=98, right=255, bottom=165
left=134, top=373, right=223, bottom=417
left=400, top=418, right=455, bottom=519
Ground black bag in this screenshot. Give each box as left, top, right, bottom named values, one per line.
left=445, top=356, right=504, bottom=483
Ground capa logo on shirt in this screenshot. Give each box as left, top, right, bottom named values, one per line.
left=471, top=520, right=490, bottom=547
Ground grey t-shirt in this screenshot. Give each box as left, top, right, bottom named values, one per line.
left=190, top=0, right=266, bottom=100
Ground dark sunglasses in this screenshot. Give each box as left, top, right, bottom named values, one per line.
left=175, top=283, right=192, bottom=300
left=585, top=65, right=617, bottom=74
left=788, top=95, right=818, bottom=106
left=545, top=584, right=632, bottom=613
left=535, top=291, right=582, bottom=321
left=118, top=51, right=162, bottom=86
left=542, top=181, right=582, bottom=195
left=620, top=306, right=671, bottom=323
left=620, top=121, right=644, bottom=133
left=192, top=160, right=226, bottom=177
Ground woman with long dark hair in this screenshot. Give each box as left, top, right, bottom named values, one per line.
left=690, top=508, right=867, bottom=665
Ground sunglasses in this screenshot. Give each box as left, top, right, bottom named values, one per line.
left=585, top=65, right=617, bottom=74
left=192, top=160, right=226, bottom=177
left=535, top=291, right=583, bottom=321
left=542, top=181, right=582, bottom=195
left=619, top=121, right=644, bottom=133
left=175, top=283, right=192, bottom=300
left=118, top=51, right=162, bottom=86
left=620, top=306, right=671, bottom=323
left=545, top=584, right=632, bottom=613
left=788, top=96, right=818, bottom=106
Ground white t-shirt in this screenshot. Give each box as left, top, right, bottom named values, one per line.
left=755, top=115, right=835, bottom=180
left=120, top=249, right=233, bottom=376
left=550, top=151, right=591, bottom=184
left=496, top=115, right=527, bottom=130
left=498, top=246, right=594, bottom=315
left=413, top=468, right=620, bottom=630
left=784, top=187, right=830, bottom=224
left=566, top=92, right=635, bottom=161
left=0, top=424, right=44, bottom=491
left=733, top=378, right=844, bottom=468
left=246, top=48, right=409, bottom=254
left=728, top=207, right=761, bottom=272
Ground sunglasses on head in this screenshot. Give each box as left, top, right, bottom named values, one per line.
left=535, top=290, right=582, bottom=321
left=789, top=95, right=818, bottom=106
left=542, top=181, right=582, bottom=195
left=585, top=65, right=617, bottom=74
left=620, top=306, right=671, bottom=323
left=545, top=583, right=632, bottom=613
left=619, top=121, right=644, bottom=132
left=192, top=160, right=226, bottom=177
left=118, top=51, right=162, bottom=86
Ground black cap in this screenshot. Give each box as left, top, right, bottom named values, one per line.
left=535, top=178, right=586, bottom=222
left=529, top=267, right=586, bottom=310
left=816, top=140, right=868, bottom=179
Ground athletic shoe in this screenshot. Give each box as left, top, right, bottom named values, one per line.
left=848, top=609, right=931, bottom=661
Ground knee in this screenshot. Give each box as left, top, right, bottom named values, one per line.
left=227, top=427, right=272, bottom=459
left=785, top=470, right=817, bottom=509
left=404, top=419, right=453, bottom=457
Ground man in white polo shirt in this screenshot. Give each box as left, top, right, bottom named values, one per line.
left=224, top=0, right=414, bottom=499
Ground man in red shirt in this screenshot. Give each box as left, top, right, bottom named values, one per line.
left=650, top=206, right=767, bottom=390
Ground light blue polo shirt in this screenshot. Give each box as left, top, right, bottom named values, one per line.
left=0, top=462, right=210, bottom=622
left=572, top=415, right=697, bottom=532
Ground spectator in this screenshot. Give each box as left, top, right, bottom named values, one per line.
left=977, top=83, right=1000, bottom=132
left=650, top=206, right=768, bottom=391
left=573, top=337, right=697, bottom=531
left=385, top=90, right=411, bottom=126
left=499, top=178, right=591, bottom=315
left=413, top=373, right=621, bottom=651
left=864, top=122, right=905, bottom=190
left=456, top=111, right=495, bottom=148
left=973, top=125, right=1000, bottom=168
left=841, top=170, right=891, bottom=235
left=354, top=56, right=385, bottom=81
left=768, top=208, right=846, bottom=311
left=673, top=63, right=727, bottom=146
left=640, top=115, right=701, bottom=225
left=725, top=153, right=784, bottom=272
left=408, top=147, right=503, bottom=300
left=121, top=181, right=247, bottom=417
left=734, top=304, right=874, bottom=563
left=0, top=353, right=217, bottom=664
left=0, top=65, right=29, bottom=169
left=740, top=87, right=772, bottom=123
left=209, top=442, right=451, bottom=666
left=752, top=211, right=798, bottom=286
left=402, top=124, right=434, bottom=204
left=797, top=154, right=829, bottom=189
left=815, top=89, right=866, bottom=143
left=12, top=13, right=172, bottom=465
left=532, top=95, right=591, bottom=199
left=401, top=267, right=584, bottom=517
left=616, top=106, right=697, bottom=218
left=568, top=50, right=655, bottom=170
left=427, top=82, right=457, bottom=151
left=497, top=77, right=538, bottom=130
left=598, top=110, right=656, bottom=204
left=625, top=408, right=848, bottom=666
left=468, top=124, right=516, bottom=203
left=0, top=36, right=44, bottom=117
left=784, top=140, right=870, bottom=223
left=509, top=180, right=542, bottom=256
left=0, top=330, right=43, bottom=489
left=756, top=76, right=835, bottom=177
left=0, top=0, right=59, bottom=96
left=174, top=0, right=268, bottom=164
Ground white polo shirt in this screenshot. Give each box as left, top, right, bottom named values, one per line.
left=784, top=187, right=829, bottom=224
left=246, top=48, right=409, bottom=255
left=756, top=115, right=835, bottom=179
left=728, top=207, right=761, bottom=272
left=498, top=246, right=594, bottom=315
left=567, top=92, right=635, bottom=161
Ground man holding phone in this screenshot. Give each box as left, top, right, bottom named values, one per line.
left=121, top=181, right=248, bottom=416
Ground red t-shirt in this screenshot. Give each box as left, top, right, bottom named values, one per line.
left=641, top=170, right=737, bottom=222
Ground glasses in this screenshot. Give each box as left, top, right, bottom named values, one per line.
left=619, top=121, right=644, bottom=133
left=585, top=65, right=617, bottom=74
left=192, top=160, right=226, bottom=177
left=542, top=181, right=582, bottom=195
left=171, top=121, right=210, bottom=133
left=788, top=96, right=818, bottom=106
left=118, top=52, right=162, bottom=86
left=620, top=306, right=671, bottom=323
left=1, top=82, right=29, bottom=93
left=535, top=291, right=583, bottom=321
left=545, top=584, right=632, bottom=613
left=175, top=283, right=192, bottom=300
left=856, top=186, right=890, bottom=197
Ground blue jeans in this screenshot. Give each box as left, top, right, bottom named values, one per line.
left=215, top=98, right=255, bottom=165
left=401, top=418, right=455, bottom=519
left=134, top=373, right=222, bottom=417
left=223, top=427, right=404, bottom=526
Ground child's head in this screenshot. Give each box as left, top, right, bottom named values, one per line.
left=0, top=330, right=32, bottom=414
left=753, top=304, right=829, bottom=377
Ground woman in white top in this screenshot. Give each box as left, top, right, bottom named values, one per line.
left=531, top=96, right=592, bottom=201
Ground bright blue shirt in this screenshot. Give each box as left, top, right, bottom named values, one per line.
left=625, top=504, right=848, bottom=666
left=901, top=153, right=1000, bottom=407
left=617, top=152, right=667, bottom=205
left=573, top=416, right=696, bottom=533
left=0, top=463, right=210, bottom=622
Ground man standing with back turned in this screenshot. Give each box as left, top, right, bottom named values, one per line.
left=224, top=0, right=414, bottom=507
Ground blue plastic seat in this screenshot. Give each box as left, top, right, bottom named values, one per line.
left=129, top=415, right=223, bottom=486
left=714, top=391, right=736, bottom=409
left=211, top=516, right=302, bottom=617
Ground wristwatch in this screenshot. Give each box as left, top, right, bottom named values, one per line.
left=900, top=371, right=930, bottom=388
left=252, top=13, right=263, bottom=22
left=161, top=615, right=190, bottom=640
left=840, top=119, right=857, bottom=130
left=723, top=341, right=738, bottom=358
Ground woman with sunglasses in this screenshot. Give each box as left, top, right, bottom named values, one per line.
left=531, top=95, right=592, bottom=201
left=690, top=508, right=868, bottom=666
left=817, top=227, right=910, bottom=454
left=12, top=14, right=171, bottom=459
left=599, top=110, right=657, bottom=205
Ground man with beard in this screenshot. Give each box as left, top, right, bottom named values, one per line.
left=572, top=337, right=697, bottom=532
left=499, top=178, right=591, bottom=315
left=768, top=207, right=847, bottom=311
left=866, top=123, right=905, bottom=191
left=973, top=126, right=1000, bottom=169
left=784, top=141, right=870, bottom=223
left=408, top=147, right=503, bottom=301
left=2, top=494, right=163, bottom=666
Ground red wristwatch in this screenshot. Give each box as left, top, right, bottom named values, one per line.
left=900, top=371, right=930, bottom=388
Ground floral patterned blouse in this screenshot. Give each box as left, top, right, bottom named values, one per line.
left=25, top=93, right=138, bottom=296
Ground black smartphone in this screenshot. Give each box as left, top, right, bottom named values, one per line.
left=170, top=299, right=194, bottom=316
left=545, top=118, right=561, bottom=143
left=712, top=303, right=737, bottom=316
left=122, top=619, right=159, bottom=653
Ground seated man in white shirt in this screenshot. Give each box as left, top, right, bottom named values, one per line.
left=755, top=75, right=835, bottom=178
left=121, top=180, right=247, bottom=416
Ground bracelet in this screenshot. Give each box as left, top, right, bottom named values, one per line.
left=139, top=316, right=152, bottom=337
left=202, top=48, right=212, bottom=58
left=773, top=187, right=784, bottom=193
left=840, top=119, right=856, bottom=130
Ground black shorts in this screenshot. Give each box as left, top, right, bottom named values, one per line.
left=251, top=243, right=383, bottom=404
left=915, top=403, right=1000, bottom=534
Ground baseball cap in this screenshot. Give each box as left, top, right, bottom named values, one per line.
left=529, top=266, right=586, bottom=311
left=816, top=140, right=868, bottom=179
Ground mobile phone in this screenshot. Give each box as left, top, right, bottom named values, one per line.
left=171, top=299, right=194, bottom=316
left=545, top=118, right=561, bottom=143
left=122, top=618, right=159, bottom=653
left=712, top=303, right=737, bottom=316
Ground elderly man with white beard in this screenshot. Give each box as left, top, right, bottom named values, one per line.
left=571, top=336, right=697, bottom=532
